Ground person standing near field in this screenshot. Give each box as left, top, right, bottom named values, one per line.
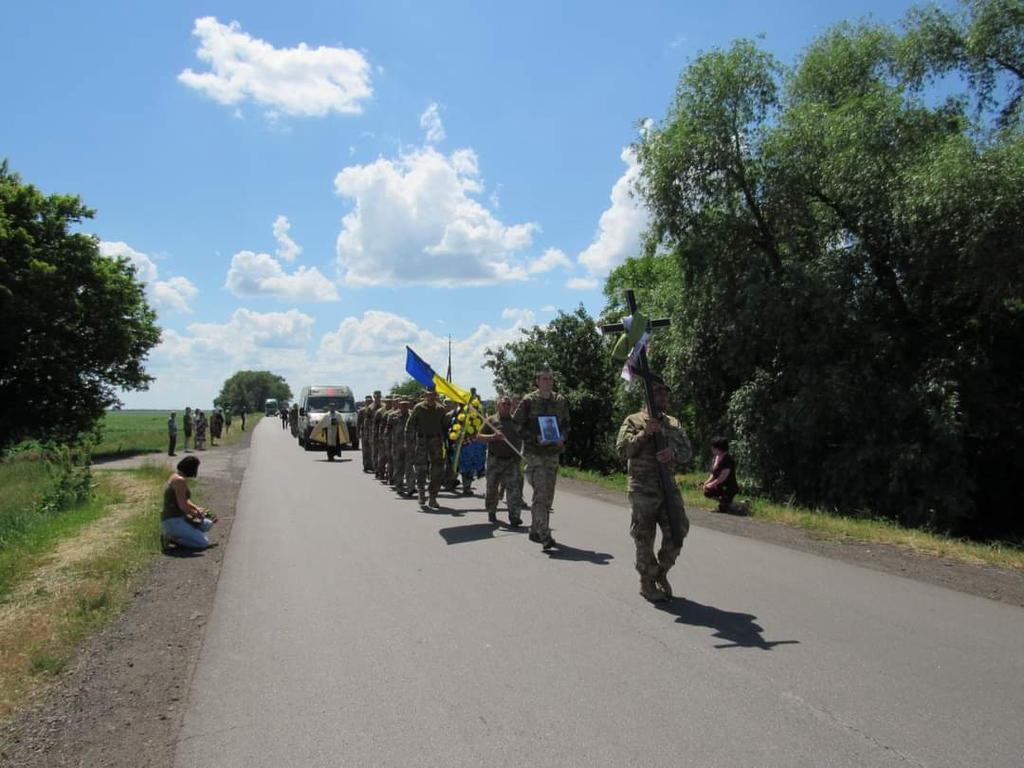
left=182, top=407, right=193, bottom=452
left=167, top=412, right=178, bottom=456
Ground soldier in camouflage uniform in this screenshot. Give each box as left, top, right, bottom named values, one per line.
left=512, top=366, right=570, bottom=549
left=406, top=388, right=447, bottom=507
left=357, top=395, right=374, bottom=471
left=615, top=378, right=692, bottom=602
left=479, top=395, right=524, bottom=525
left=389, top=399, right=412, bottom=494
left=363, top=392, right=381, bottom=472
left=403, top=397, right=420, bottom=496
left=373, top=397, right=391, bottom=481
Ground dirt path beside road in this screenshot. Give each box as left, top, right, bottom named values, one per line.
left=0, top=434, right=252, bottom=768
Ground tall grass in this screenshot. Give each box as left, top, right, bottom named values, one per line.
left=0, top=466, right=167, bottom=723
left=0, top=453, right=103, bottom=601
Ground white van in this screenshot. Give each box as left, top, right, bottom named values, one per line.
left=298, top=385, right=358, bottom=450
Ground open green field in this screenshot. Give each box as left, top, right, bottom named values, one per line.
left=94, top=409, right=258, bottom=458
left=559, top=467, right=1024, bottom=573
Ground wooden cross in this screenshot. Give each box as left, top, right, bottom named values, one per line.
left=599, top=289, right=671, bottom=391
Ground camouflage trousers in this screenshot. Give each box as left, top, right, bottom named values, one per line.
left=375, top=436, right=388, bottom=478
left=485, top=455, right=522, bottom=517
left=525, top=453, right=560, bottom=540
left=414, top=435, right=445, bottom=496
left=628, top=487, right=690, bottom=579
left=361, top=430, right=373, bottom=470
left=391, top=445, right=408, bottom=490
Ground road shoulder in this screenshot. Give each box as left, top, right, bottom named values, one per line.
left=0, top=431, right=253, bottom=768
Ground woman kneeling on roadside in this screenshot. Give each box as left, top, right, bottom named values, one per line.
left=161, top=456, right=216, bottom=550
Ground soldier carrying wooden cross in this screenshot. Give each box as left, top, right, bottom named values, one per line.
left=602, top=290, right=693, bottom=603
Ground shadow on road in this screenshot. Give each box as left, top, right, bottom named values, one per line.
left=438, top=523, right=529, bottom=544
left=417, top=504, right=466, bottom=517
left=656, top=598, right=800, bottom=650
left=439, top=523, right=499, bottom=544
left=543, top=542, right=614, bottom=565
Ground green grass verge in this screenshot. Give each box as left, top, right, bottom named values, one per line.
left=0, top=465, right=169, bottom=722
left=559, top=466, right=1024, bottom=572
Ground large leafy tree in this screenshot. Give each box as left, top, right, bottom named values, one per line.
left=214, top=370, right=292, bottom=414
left=484, top=306, right=620, bottom=470
left=0, top=162, right=160, bottom=451
left=624, top=6, right=1023, bottom=536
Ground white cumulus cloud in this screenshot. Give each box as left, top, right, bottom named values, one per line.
left=178, top=17, right=373, bottom=117
left=571, top=147, right=649, bottom=288
left=315, top=309, right=536, bottom=396
left=334, top=145, right=538, bottom=286
left=566, top=277, right=600, bottom=291
left=225, top=251, right=338, bottom=302
left=99, top=240, right=197, bottom=314
left=273, top=215, right=302, bottom=261
left=527, top=247, right=571, bottom=275
left=100, top=241, right=158, bottom=282
left=419, top=102, right=445, bottom=143
left=225, top=216, right=338, bottom=302
left=151, top=277, right=199, bottom=314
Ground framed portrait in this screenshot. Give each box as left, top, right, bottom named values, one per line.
left=537, top=415, right=561, bottom=445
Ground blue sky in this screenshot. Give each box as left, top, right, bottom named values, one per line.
left=2, top=0, right=927, bottom=407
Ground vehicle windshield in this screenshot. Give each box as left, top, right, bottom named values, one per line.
left=307, top=395, right=355, bottom=413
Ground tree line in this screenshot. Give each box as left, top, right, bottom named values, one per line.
left=0, top=160, right=292, bottom=455
left=485, top=1, right=1024, bottom=540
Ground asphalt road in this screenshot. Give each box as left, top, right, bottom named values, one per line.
left=175, top=419, right=1024, bottom=768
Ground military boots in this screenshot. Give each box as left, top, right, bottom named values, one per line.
left=655, top=571, right=673, bottom=599
left=418, top=489, right=427, bottom=504
left=640, top=579, right=669, bottom=603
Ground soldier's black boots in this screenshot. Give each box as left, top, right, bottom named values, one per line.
left=640, top=579, right=669, bottom=602
left=528, top=532, right=541, bottom=543
left=419, top=490, right=427, bottom=504
left=508, top=514, right=522, bottom=527
left=487, top=511, right=497, bottom=523
left=541, top=536, right=556, bottom=550
left=655, top=572, right=673, bottom=599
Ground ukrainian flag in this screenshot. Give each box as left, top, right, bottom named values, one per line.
left=405, top=346, right=471, bottom=404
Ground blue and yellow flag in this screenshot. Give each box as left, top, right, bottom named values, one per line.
left=405, top=346, right=472, bottom=404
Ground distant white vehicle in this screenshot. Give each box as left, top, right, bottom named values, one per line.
left=264, top=398, right=279, bottom=416
left=298, top=385, right=358, bottom=450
